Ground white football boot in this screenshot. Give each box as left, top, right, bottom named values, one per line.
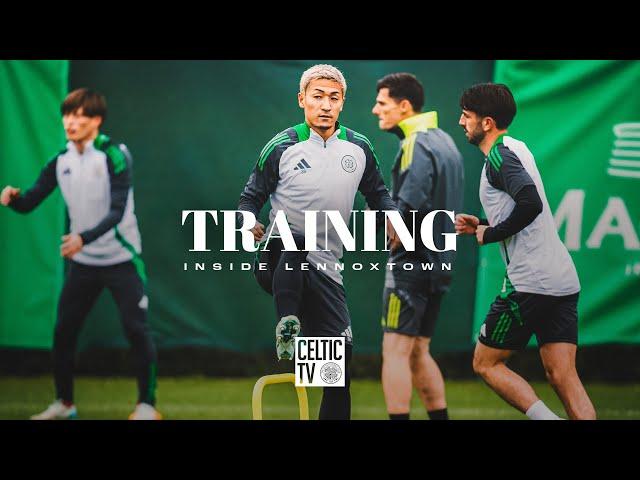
left=128, top=403, right=162, bottom=420
left=275, top=315, right=301, bottom=360
left=30, top=400, right=77, bottom=420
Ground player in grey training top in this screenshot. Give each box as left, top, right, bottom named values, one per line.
left=456, top=83, right=595, bottom=420
left=1, top=88, right=160, bottom=421
left=242, top=119, right=389, bottom=287
left=479, top=135, right=579, bottom=296
left=238, top=64, right=396, bottom=420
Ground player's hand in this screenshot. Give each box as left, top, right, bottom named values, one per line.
left=61, top=234, right=84, bottom=258
left=476, top=225, right=488, bottom=245
left=1, top=186, right=21, bottom=206
left=250, top=222, right=265, bottom=242
left=386, top=217, right=401, bottom=252
left=455, top=213, right=480, bottom=235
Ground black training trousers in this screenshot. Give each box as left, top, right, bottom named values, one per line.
left=53, top=260, right=157, bottom=405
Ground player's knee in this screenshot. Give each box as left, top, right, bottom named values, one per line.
left=122, top=320, right=147, bottom=343
left=472, top=356, right=483, bottom=376
left=544, top=364, right=574, bottom=387
left=383, top=336, right=413, bottom=359
left=472, top=352, right=493, bottom=378
left=410, top=339, right=431, bottom=360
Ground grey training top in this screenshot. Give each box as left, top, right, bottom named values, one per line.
left=9, top=134, right=143, bottom=267
left=480, top=135, right=580, bottom=296
left=238, top=121, right=396, bottom=285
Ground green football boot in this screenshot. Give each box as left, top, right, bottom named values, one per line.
left=275, top=315, right=300, bottom=360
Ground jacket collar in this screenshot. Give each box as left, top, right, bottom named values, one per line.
left=393, top=111, right=438, bottom=139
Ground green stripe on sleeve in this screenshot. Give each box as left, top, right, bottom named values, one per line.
left=488, top=149, right=501, bottom=171
left=352, top=132, right=380, bottom=167
left=258, top=136, right=290, bottom=170
left=258, top=133, right=288, bottom=160
left=493, top=147, right=504, bottom=170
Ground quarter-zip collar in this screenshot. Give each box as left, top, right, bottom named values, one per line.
left=67, top=136, right=99, bottom=155
left=308, top=122, right=343, bottom=148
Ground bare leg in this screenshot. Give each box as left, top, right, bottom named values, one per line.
left=410, top=337, right=447, bottom=411
left=539, top=342, right=596, bottom=420
left=382, top=332, right=415, bottom=414
left=472, top=341, right=539, bottom=413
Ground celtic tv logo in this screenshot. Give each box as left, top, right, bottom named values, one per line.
left=341, top=155, right=357, bottom=173
left=608, top=123, right=640, bottom=179
left=294, top=337, right=345, bottom=387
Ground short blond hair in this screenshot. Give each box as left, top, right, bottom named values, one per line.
left=299, top=64, right=347, bottom=96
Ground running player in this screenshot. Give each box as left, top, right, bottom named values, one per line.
left=456, top=83, right=595, bottom=420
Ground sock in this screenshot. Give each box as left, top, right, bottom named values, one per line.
left=389, top=413, right=410, bottom=420
left=525, top=400, right=561, bottom=420
left=427, top=408, right=449, bottom=420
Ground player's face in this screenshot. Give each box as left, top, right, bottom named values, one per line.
left=62, top=108, right=102, bottom=143
left=459, top=109, right=485, bottom=146
left=372, top=88, right=405, bottom=130
left=298, top=79, right=344, bottom=132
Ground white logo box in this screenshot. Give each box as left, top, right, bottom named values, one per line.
left=294, top=337, right=345, bottom=387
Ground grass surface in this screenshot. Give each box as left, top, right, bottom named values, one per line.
left=1, top=376, right=638, bottom=420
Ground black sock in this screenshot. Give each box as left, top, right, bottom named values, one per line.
left=389, top=413, right=410, bottom=420
left=319, top=343, right=352, bottom=420
left=428, top=408, right=449, bottom=420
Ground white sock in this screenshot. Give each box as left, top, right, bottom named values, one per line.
left=525, top=400, right=561, bottom=420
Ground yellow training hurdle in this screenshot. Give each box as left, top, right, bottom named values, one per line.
left=252, top=373, right=309, bottom=420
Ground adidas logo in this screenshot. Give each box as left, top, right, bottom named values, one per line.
left=138, top=295, right=149, bottom=310
left=293, top=158, right=312, bottom=172
left=341, top=326, right=353, bottom=342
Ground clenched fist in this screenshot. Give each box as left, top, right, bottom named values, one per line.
left=251, top=222, right=265, bottom=242
left=455, top=213, right=479, bottom=235
left=61, top=234, right=84, bottom=258
left=1, top=186, right=21, bottom=206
